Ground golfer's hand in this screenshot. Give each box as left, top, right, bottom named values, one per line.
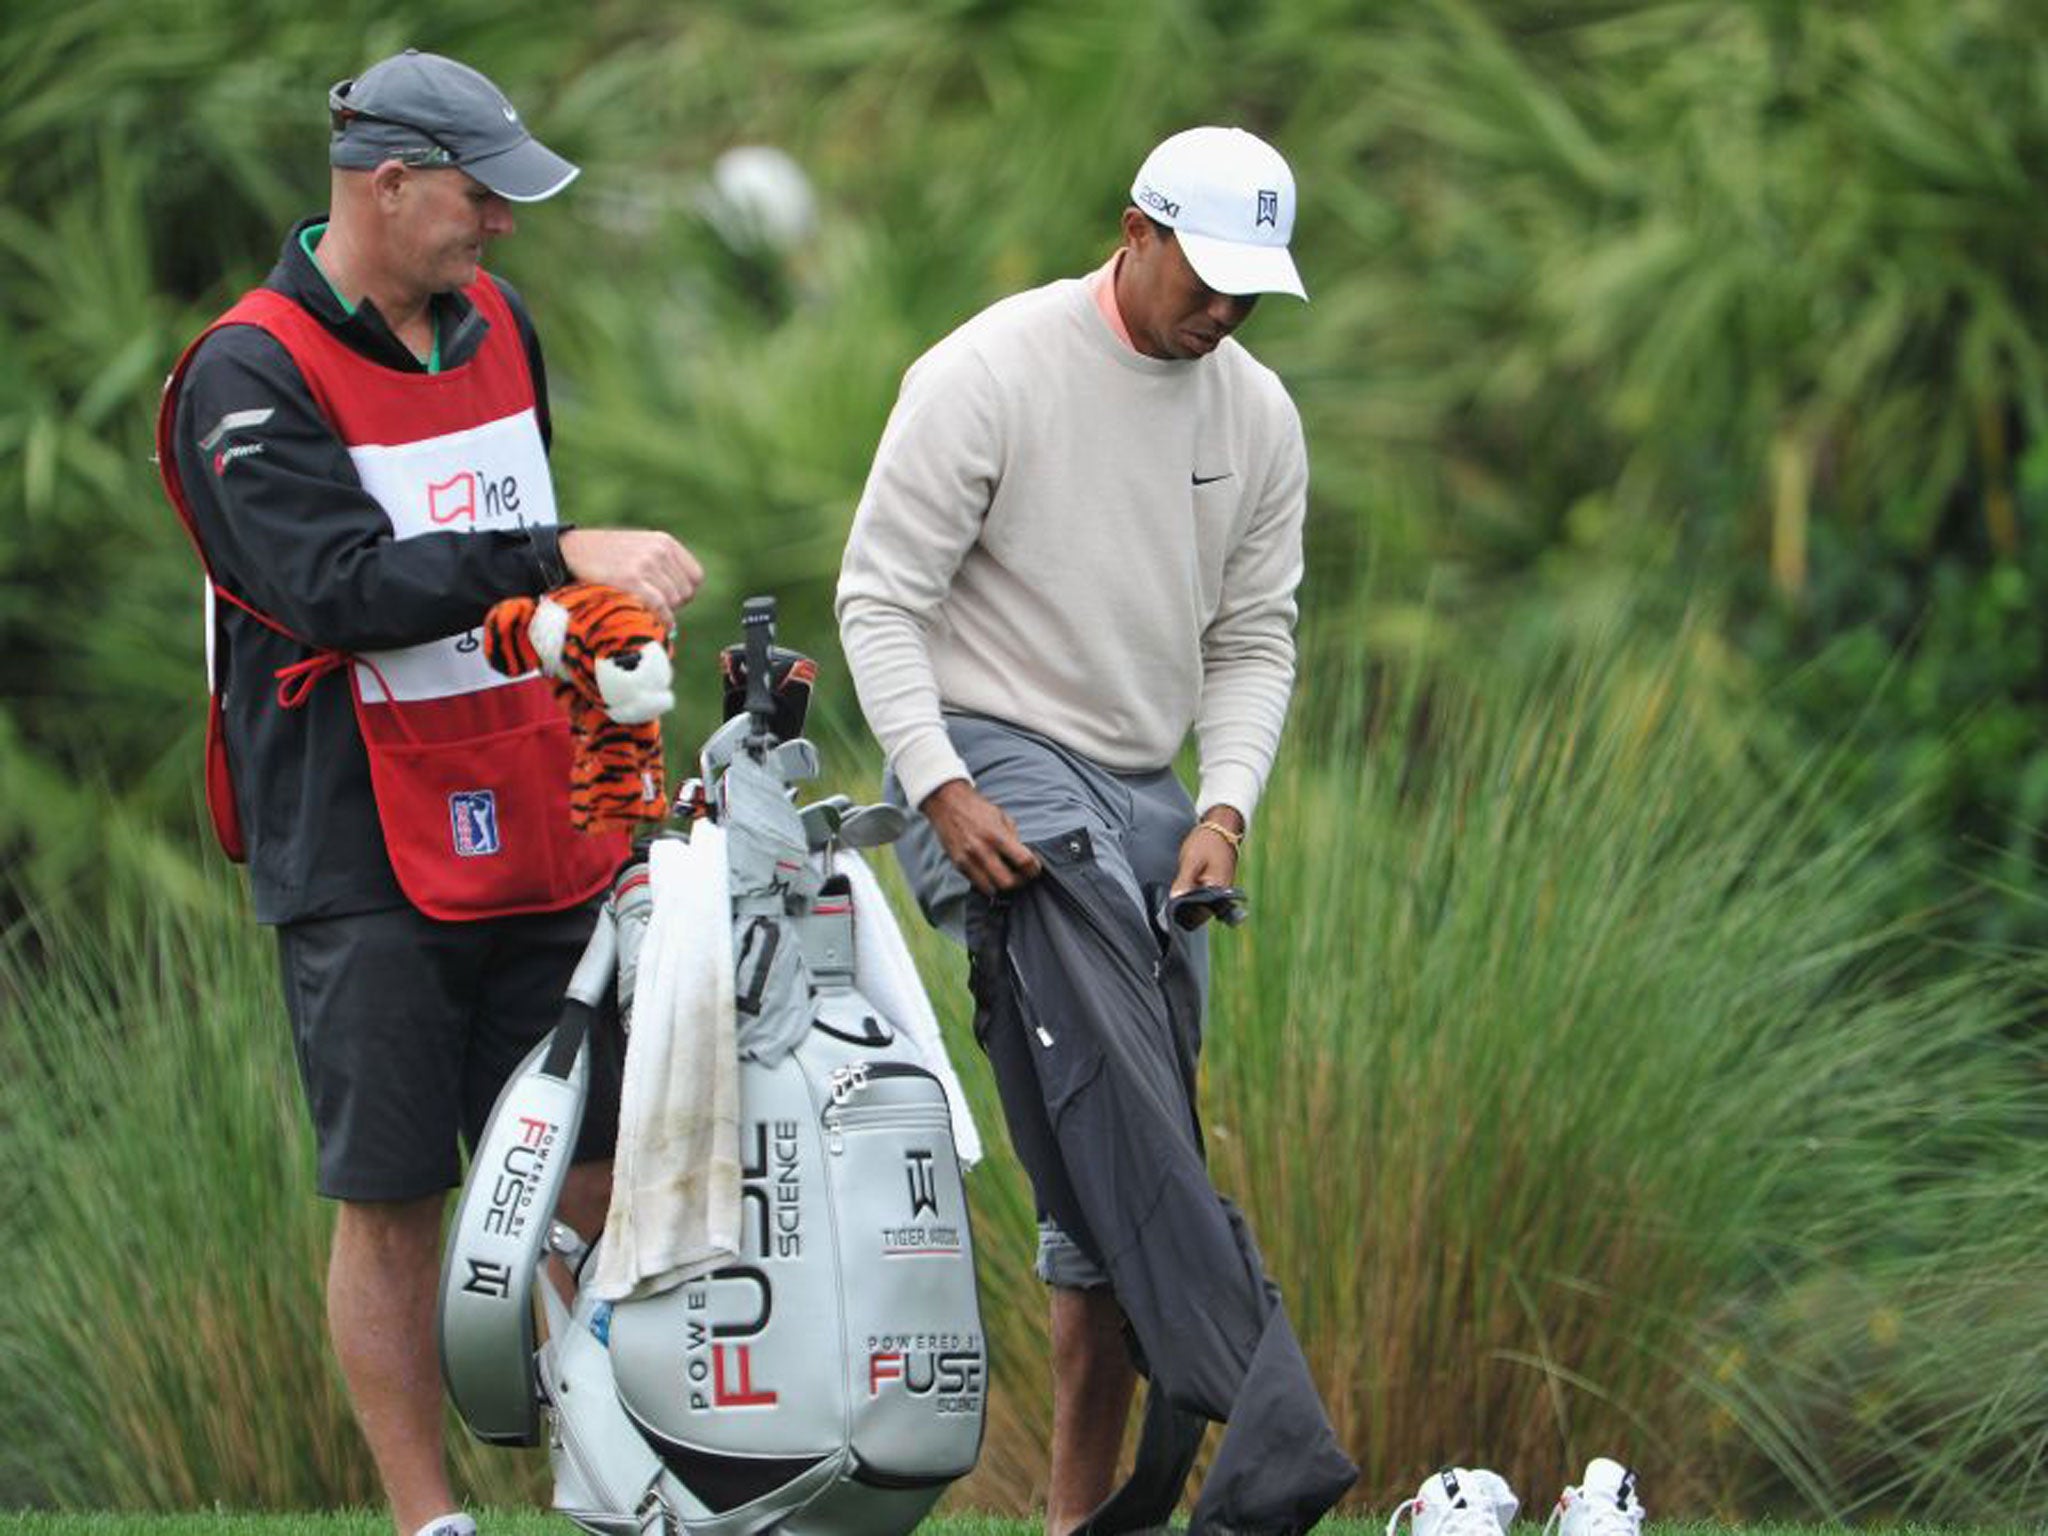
left=923, top=779, right=1040, bottom=896
left=1170, top=805, right=1243, bottom=899
left=559, top=529, right=704, bottom=630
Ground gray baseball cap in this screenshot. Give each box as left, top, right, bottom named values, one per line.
left=328, top=49, right=579, bottom=203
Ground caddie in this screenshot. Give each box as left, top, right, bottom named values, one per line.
left=156, top=49, right=702, bottom=1536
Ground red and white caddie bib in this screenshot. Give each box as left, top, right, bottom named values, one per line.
left=157, top=274, right=626, bottom=920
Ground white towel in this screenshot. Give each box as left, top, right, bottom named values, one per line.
left=588, top=828, right=741, bottom=1301
left=842, top=849, right=984, bottom=1168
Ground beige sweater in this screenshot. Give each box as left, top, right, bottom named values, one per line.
left=836, top=277, right=1306, bottom=821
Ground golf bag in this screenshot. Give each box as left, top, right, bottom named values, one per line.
left=439, top=597, right=985, bottom=1536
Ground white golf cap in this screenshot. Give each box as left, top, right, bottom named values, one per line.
left=1130, top=126, right=1305, bottom=300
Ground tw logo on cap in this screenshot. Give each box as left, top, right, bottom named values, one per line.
left=1257, top=190, right=1279, bottom=228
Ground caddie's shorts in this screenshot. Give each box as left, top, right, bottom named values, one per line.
left=275, top=899, right=622, bottom=1202
left=889, top=711, right=1208, bottom=1291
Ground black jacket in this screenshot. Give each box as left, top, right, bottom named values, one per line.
left=170, top=217, right=571, bottom=923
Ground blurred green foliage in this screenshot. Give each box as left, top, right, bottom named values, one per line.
left=7, top=0, right=2048, bottom=940
left=4, top=0, right=2048, bottom=935
left=1737, top=442, right=2048, bottom=948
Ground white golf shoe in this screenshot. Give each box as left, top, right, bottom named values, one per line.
left=1387, top=1467, right=1521, bottom=1536
left=1543, top=1458, right=1646, bottom=1536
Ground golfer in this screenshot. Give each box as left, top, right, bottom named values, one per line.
left=156, top=50, right=700, bottom=1536
left=838, top=126, right=1356, bottom=1536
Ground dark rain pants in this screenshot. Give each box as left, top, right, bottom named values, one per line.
left=966, top=830, right=1356, bottom=1535
left=891, top=715, right=1356, bottom=1534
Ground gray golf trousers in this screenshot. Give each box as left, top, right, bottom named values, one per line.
left=890, top=711, right=1207, bottom=1287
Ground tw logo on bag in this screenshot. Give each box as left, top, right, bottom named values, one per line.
left=905, top=1149, right=939, bottom=1217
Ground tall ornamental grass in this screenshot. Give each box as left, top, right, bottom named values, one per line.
left=0, top=877, right=552, bottom=1510
left=1701, top=1113, right=2048, bottom=1518
left=0, top=878, right=355, bottom=1508
left=4, top=630, right=2045, bottom=1520
left=1196, top=629, right=2048, bottom=1519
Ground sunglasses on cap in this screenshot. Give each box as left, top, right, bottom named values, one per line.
left=327, top=79, right=459, bottom=168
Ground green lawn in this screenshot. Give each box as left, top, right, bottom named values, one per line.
left=0, top=1518, right=2040, bottom=1536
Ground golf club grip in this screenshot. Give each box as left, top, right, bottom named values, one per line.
left=542, top=999, right=595, bottom=1080
left=563, top=904, right=618, bottom=1010
left=543, top=906, right=616, bottom=1079
left=742, top=596, right=776, bottom=731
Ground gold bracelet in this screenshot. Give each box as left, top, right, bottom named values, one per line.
left=1196, top=818, right=1244, bottom=851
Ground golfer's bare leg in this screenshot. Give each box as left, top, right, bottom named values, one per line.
left=329, top=1195, right=455, bottom=1536
left=1046, top=1284, right=1138, bottom=1536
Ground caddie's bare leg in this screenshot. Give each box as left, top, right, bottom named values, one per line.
left=329, top=1195, right=454, bottom=1536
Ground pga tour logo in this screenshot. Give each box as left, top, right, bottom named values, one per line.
left=450, top=790, right=501, bottom=857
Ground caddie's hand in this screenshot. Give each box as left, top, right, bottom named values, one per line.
left=1171, top=804, right=1243, bottom=899
left=923, top=779, right=1041, bottom=896
left=559, top=529, right=705, bottom=631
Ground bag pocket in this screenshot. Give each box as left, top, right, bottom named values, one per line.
left=818, top=1063, right=984, bottom=1481
left=361, top=711, right=615, bottom=920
